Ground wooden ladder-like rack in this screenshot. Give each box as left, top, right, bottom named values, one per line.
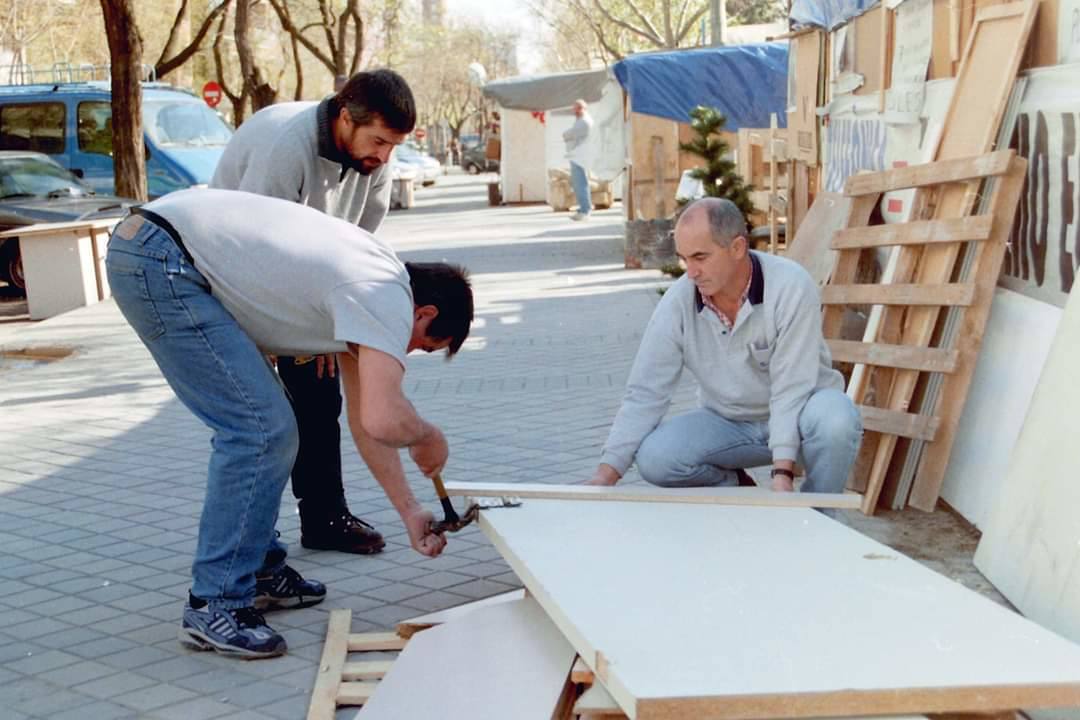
left=822, top=149, right=1027, bottom=514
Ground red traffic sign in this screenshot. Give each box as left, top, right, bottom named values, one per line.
left=202, top=81, right=222, bottom=108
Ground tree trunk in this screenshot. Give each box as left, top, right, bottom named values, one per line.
left=99, top=0, right=147, bottom=201
left=235, top=0, right=276, bottom=115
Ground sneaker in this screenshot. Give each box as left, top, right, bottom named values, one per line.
left=300, top=510, right=386, bottom=554
left=179, top=597, right=286, bottom=659
left=571, top=211, right=590, bottom=221
left=255, top=564, right=327, bottom=611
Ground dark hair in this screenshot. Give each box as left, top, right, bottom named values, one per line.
left=335, top=69, right=416, bottom=134
left=405, top=262, right=474, bottom=357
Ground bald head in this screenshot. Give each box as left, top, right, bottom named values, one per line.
left=573, top=99, right=587, bottom=117
left=675, top=197, right=748, bottom=248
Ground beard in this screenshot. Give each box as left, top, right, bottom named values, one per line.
left=357, top=156, right=383, bottom=175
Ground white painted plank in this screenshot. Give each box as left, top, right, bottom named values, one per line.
left=940, top=288, right=1061, bottom=527
left=355, top=596, right=575, bottom=720
left=445, top=481, right=862, bottom=509
left=974, top=284, right=1080, bottom=647
left=481, top=500, right=1080, bottom=719
left=395, top=589, right=525, bottom=638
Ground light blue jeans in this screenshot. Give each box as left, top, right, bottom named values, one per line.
left=106, top=217, right=295, bottom=610
left=635, top=388, right=862, bottom=494
left=569, top=161, right=592, bottom=214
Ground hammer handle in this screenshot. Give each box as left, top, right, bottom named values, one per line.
left=431, top=473, right=460, bottom=522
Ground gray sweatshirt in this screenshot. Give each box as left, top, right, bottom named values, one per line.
left=601, top=251, right=844, bottom=474
left=210, top=97, right=391, bottom=233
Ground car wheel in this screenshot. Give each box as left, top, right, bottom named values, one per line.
left=10, top=252, right=24, bottom=289
left=466, top=163, right=479, bottom=175
left=0, top=240, right=24, bottom=290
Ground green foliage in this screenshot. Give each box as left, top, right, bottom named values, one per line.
left=678, top=105, right=755, bottom=219
left=659, top=262, right=685, bottom=278
left=728, top=0, right=787, bottom=25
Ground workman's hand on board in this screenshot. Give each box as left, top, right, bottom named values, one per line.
left=404, top=507, right=446, bottom=557
left=409, top=426, right=448, bottom=478
left=315, top=354, right=337, bottom=379
left=585, top=464, right=621, bottom=486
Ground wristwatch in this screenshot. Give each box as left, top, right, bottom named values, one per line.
left=770, top=467, right=795, bottom=480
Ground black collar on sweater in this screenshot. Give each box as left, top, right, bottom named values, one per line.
left=694, top=251, right=765, bottom=312
left=316, top=96, right=367, bottom=180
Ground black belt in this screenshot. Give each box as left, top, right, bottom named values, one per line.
left=130, top=206, right=195, bottom=266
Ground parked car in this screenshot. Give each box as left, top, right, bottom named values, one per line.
left=0, top=81, right=232, bottom=198
left=0, top=151, right=135, bottom=292
left=393, top=144, right=442, bottom=186
left=462, top=142, right=499, bottom=174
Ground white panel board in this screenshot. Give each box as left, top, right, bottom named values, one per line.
left=975, top=283, right=1080, bottom=648
left=500, top=107, right=548, bottom=203
left=356, top=596, right=575, bottom=720
left=940, top=288, right=1061, bottom=527
left=482, top=499, right=1080, bottom=720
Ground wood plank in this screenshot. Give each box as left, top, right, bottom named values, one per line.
left=347, top=632, right=407, bottom=652
left=480, top=500, right=1080, bottom=720
left=821, top=283, right=976, bottom=308
left=307, top=609, right=352, bottom=720
left=355, top=597, right=577, bottom=719
left=337, top=682, right=378, bottom=707
left=842, top=151, right=1012, bottom=196
left=830, top=216, right=993, bottom=250
left=572, top=656, right=596, bottom=684
left=395, top=589, right=525, bottom=639
left=784, top=192, right=852, bottom=286
left=908, top=156, right=1026, bottom=509
left=828, top=340, right=958, bottom=373
left=341, top=661, right=394, bottom=681
left=821, top=195, right=879, bottom=339
left=444, top=481, right=863, bottom=510
left=574, top=683, right=626, bottom=717
left=859, top=405, right=940, bottom=442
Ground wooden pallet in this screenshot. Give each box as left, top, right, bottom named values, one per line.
left=307, top=610, right=406, bottom=719
left=823, top=150, right=1026, bottom=515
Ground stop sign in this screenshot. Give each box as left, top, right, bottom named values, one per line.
left=202, top=81, right=222, bottom=108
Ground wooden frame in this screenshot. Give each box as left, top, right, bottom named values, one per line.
left=444, top=481, right=863, bottom=510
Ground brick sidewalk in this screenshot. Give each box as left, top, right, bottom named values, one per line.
left=0, top=175, right=681, bottom=719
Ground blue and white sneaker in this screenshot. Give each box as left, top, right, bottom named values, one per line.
left=179, top=596, right=286, bottom=659
left=255, top=564, right=327, bottom=611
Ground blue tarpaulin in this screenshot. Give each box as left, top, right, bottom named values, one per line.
left=790, top=0, right=879, bottom=30
left=611, top=43, right=789, bottom=131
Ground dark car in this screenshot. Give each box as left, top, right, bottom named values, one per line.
left=462, top=142, right=499, bottom=175
left=0, top=151, right=134, bottom=293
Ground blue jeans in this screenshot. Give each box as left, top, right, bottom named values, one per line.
left=106, top=216, right=295, bottom=610
left=570, top=162, right=592, bottom=214
left=635, top=388, right=862, bottom=494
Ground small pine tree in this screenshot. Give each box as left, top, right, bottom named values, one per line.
left=678, top=106, right=755, bottom=219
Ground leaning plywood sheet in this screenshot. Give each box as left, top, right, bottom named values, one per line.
left=783, top=191, right=852, bottom=286
left=939, top=288, right=1061, bottom=528
left=356, top=596, right=575, bottom=719
left=445, top=481, right=861, bottom=509
left=481, top=499, right=1080, bottom=720
left=974, top=283, right=1080, bottom=647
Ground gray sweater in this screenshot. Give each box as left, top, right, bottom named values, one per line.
left=601, top=251, right=844, bottom=474
left=210, top=98, right=391, bottom=232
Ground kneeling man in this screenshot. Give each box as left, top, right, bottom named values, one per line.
left=588, top=197, right=861, bottom=493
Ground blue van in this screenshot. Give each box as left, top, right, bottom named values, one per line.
left=0, top=81, right=232, bottom=197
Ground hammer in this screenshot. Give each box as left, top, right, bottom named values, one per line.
left=428, top=472, right=518, bottom=535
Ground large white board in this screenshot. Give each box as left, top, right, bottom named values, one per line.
left=482, top=499, right=1080, bottom=720
left=974, top=282, right=1080, bottom=649
left=939, top=288, right=1062, bottom=527
left=500, top=107, right=548, bottom=203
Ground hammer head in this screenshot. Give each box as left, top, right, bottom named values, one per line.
left=429, top=496, right=521, bottom=535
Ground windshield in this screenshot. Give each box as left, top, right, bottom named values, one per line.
left=0, top=155, right=88, bottom=198
left=143, top=101, right=232, bottom=148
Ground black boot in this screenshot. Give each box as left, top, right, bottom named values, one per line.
left=299, top=504, right=386, bottom=555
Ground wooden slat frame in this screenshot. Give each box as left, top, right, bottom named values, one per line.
left=842, top=150, right=1012, bottom=196
left=308, top=609, right=352, bottom=720
left=828, top=340, right=958, bottom=374
left=831, top=216, right=993, bottom=250
left=829, top=0, right=1037, bottom=514
left=859, top=405, right=940, bottom=442
left=822, top=283, right=976, bottom=307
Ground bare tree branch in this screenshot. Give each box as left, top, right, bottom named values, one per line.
left=155, top=0, right=233, bottom=80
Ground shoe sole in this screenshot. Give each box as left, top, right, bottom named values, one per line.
left=254, top=593, right=327, bottom=612
left=178, top=627, right=286, bottom=659
left=300, top=538, right=386, bottom=555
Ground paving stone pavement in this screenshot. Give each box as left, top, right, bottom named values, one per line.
left=0, top=174, right=694, bottom=719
